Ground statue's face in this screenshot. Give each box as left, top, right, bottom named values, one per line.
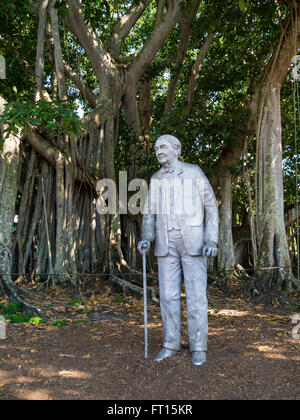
left=155, top=138, right=178, bottom=166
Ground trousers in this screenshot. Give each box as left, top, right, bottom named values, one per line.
left=157, top=228, right=208, bottom=352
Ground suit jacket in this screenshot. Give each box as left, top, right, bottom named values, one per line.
left=142, top=161, right=218, bottom=257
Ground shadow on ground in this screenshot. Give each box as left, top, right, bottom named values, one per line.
left=0, top=288, right=299, bottom=400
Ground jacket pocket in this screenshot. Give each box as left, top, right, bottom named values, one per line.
left=186, top=217, right=203, bottom=226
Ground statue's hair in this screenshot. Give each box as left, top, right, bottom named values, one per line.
left=156, top=134, right=181, bottom=157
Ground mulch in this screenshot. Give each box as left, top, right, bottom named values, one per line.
left=0, top=283, right=299, bottom=400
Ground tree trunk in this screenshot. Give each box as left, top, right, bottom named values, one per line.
left=0, top=119, right=21, bottom=294
left=255, top=83, right=294, bottom=291
left=217, top=172, right=236, bottom=273
left=255, top=6, right=300, bottom=292
left=0, top=98, right=45, bottom=315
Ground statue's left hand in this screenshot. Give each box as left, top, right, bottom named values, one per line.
left=203, top=242, right=218, bottom=257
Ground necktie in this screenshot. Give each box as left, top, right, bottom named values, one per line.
left=162, top=166, right=175, bottom=174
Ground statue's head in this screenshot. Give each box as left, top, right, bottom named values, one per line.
left=155, top=134, right=181, bottom=166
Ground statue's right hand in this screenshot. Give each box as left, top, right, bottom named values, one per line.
left=138, top=239, right=151, bottom=254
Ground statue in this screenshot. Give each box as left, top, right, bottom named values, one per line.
left=138, top=134, right=218, bottom=366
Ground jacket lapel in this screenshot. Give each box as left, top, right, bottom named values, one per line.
left=176, top=161, right=184, bottom=177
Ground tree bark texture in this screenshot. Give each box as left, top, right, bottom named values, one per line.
left=3, top=0, right=298, bottom=302
left=217, top=173, right=236, bottom=273
left=255, top=83, right=295, bottom=290
left=35, top=0, right=49, bottom=101
left=255, top=6, right=300, bottom=290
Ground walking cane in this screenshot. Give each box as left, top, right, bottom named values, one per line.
left=142, top=248, right=148, bottom=359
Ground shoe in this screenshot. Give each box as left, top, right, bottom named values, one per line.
left=192, top=351, right=206, bottom=366
left=153, top=348, right=177, bottom=361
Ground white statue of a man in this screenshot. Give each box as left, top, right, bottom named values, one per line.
left=138, top=134, right=218, bottom=366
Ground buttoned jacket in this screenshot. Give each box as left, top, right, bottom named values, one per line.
left=142, top=161, right=219, bottom=257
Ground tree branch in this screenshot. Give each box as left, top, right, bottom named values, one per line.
left=64, top=0, right=119, bottom=85
left=272, top=2, right=300, bottom=86
left=106, top=0, right=153, bottom=58
left=22, top=130, right=90, bottom=184
left=48, top=0, right=67, bottom=100
left=154, top=0, right=167, bottom=26
left=63, top=60, right=97, bottom=108
left=285, top=205, right=300, bottom=226
left=182, top=31, right=215, bottom=114
left=164, top=0, right=201, bottom=114
left=209, top=80, right=261, bottom=191
left=127, top=0, right=183, bottom=87
left=208, top=4, right=300, bottom=192
left=35, top=0, right=49, bottom=101
left=22, top=130, right=57, bottom=168
left=44, top=21, right=97, bottom=108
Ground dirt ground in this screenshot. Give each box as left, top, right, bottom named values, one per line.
left=0, top=283, right=299, bottom=401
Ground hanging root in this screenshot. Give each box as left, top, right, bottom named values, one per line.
left=14, top=284, right=42, bottom=303
left=112, top=261, right=159, bottom=303
left=0, top=244, right=49, bottom=320
left=36, top=272, right=78, bottom=293
left=208, top=274, right=230, bottom=295
left=0, top=276, right=49, bottom=319
left=110, top=274, right=159, bottom=304
left=233, top=272, right=300, bottom=308
left=106, top=240, right=159, bottom=303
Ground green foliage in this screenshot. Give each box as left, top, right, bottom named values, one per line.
left=0, top=302, right=39, bottom=324
left=113, top=295, right=124, bottom=303
left=53, top=0, right=68, bottom=19
left=238, top=0, right=247, bottom=11
left=68, top=299, right=84, bottom=306
left=0, top=100, right=85, bottom=140
left=0, top=0, right=37, bottom=102
left=0, top=301, right=23, bottom=315
left=7, top=312, right=34, bottom=324
left=83, top=0, right=111, bottom=33
left=53, top=320, right=68, bottom=327
left=28, top=316, right=45, bottom=326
